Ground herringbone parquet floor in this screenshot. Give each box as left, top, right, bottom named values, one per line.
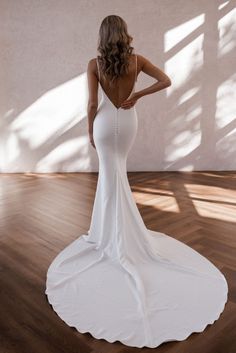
left=0, top=171, right=235, bottom=353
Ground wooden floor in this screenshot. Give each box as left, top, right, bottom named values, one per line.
left=0, top=171, right=235, bottom=353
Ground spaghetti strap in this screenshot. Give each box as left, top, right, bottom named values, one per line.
left=135, top=54, right=137, bottom=82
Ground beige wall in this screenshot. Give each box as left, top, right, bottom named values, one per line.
left=1, top=0, right=235, bottom=172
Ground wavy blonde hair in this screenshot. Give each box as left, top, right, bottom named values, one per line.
left=97, top=15, right=134, bottom=84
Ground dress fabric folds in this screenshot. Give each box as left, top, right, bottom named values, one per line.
left=45, top=54, right=228, bottom=348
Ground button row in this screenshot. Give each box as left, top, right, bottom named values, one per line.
left=114, top=112, right=119, bottom=135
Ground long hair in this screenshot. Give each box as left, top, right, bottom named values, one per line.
left=97, top=15, right=134, bottom=85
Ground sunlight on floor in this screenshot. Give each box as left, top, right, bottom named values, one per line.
left=184, top=183, right=236, bottom=222
left=133, top=186, right=180, bottom=213
left=143, top=195, right=180, bottom=213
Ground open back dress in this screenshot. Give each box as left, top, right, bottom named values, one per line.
left=45, top=53, right=228, bottom=348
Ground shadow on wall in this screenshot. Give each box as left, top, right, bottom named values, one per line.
left=1, top=73, right=99, bottom=172
left=1, top=0, right=235, bottom=172
left=161, top=0, right=236, bottom=171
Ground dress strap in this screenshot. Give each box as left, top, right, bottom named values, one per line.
left=135, top=54, right=137, bottom=82
left=96, top=57, right=100, bottom=82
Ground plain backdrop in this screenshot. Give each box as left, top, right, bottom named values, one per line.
left=1, top=0, right=235, bottom=172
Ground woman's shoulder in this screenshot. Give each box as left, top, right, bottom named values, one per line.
left=88, top=57, right=98, bottom=66
left=135, top=53, right=146, bottom=64
left=87, top=57, right=99, bottom=74
left=135, top=53, right=157, bottom=71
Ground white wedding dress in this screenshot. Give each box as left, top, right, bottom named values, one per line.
left=45, top=54, right=228, bottom=348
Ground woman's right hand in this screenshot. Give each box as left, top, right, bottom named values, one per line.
left=89, top=131, right=96, bottom=149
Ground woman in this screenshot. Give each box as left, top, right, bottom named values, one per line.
left=87, top=16, right=171, bottom=149
left=45, top=15, right=228, bottom=348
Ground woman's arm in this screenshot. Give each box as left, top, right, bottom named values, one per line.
left=87, top=59, right=98, bottom=132
left=87, top=59, right=98, bottom=148
left=134, top=54, right=171, bottom=100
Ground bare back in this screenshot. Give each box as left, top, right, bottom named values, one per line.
left=96, top=54, right=138, bottom=109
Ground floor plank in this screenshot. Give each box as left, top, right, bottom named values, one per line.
left=0, top=171, right=235, bottom=353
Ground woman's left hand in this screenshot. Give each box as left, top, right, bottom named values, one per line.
left=120, top=93, right=138, bottom=109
